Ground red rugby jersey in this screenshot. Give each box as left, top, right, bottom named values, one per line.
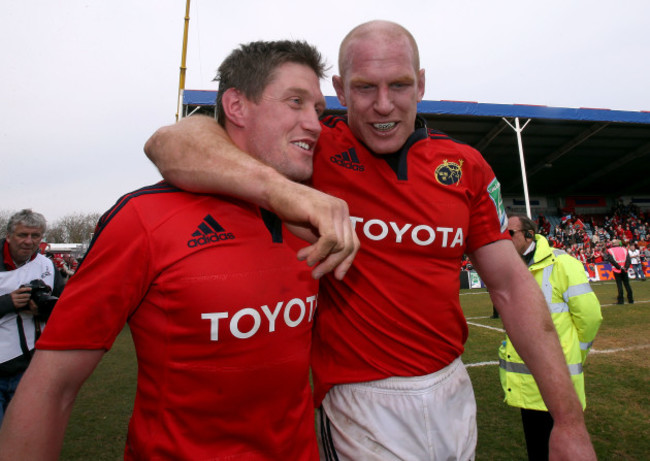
left=310, top=116, right=509, bottom=406
left=38, top=183, right=319, bottom=460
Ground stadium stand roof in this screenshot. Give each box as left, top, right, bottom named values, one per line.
left=182, top=90, right=650, bottom=201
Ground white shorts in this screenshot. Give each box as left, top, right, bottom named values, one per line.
left=317, top=357, right=477, bottom=461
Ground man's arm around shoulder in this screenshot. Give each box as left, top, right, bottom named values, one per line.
left=145, top=115, right=282, bottom=204
left=144, top=115, right=359, bottom=280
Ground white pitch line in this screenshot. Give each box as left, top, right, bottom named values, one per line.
left=466, top=321, right=505, bottom=333
left=464, top=345, right=650, bottom=369
left=459, top=291, right=491, bottom=296
left=465, top=361, right=499, bottom=368
left=601, top=299, right=648, bottom=308
left=590, top=344, right=650, bottom=354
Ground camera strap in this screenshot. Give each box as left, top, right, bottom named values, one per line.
left=15, top=315, right=31, bottom=356
left=34, top=318, right=42, bottom=339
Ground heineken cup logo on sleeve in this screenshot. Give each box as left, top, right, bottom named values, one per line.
left=487, top=178, right=508, bottom=232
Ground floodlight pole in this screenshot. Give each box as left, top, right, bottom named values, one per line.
left=503, top=117, right=532, bottom=218
left=175, top=0, right=191, bottom=121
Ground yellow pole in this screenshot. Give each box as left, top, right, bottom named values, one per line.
left=175, top=0, right=191, bottom=121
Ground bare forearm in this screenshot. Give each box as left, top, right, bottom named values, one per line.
left=144, top=115, right=287, bottom=209
left=498, top=277, right=584, bottom=425
left=0, top=385, right=74, bottom=460
left=471, top=242, right=584, bottom=424
left=0, top=350, right=103, bottom=460
left=472, top=241, right=595, bottom=459
left=144, top=116, right=360, bottom=280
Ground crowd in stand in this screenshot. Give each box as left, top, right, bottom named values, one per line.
left=460, top=200, right=649, bottom=270
left=540, top=200, right=649, bottom=266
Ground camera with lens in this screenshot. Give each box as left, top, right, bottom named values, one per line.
left=20, top=279, right=58, bottom=319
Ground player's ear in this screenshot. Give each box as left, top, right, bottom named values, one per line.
left=417, top=69, right=425, bottom=102
left=221, top=88, right=247, bottom=127
left=332, top=75, right=347, bottom=107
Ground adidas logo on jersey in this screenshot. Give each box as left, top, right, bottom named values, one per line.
left=330, top=148, right=365, bottom=172
left=187, top=214, right=235, bottom=248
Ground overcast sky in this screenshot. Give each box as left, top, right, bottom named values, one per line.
left=3, top=0, right=649, bottom=225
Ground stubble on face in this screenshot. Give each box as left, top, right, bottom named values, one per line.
left=242, top=63, right=324, bottom=182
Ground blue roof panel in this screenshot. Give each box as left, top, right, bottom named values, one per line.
left=183, top=90, right=650, bottom=124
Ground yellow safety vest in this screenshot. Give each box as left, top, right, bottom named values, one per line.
left=498, top=235, right=603, bottom=411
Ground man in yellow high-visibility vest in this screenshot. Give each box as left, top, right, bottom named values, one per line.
left=500, top=215, right=603, bottom=461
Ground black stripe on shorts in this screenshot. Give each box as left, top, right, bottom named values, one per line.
left=319, top=408, right=340, bottom=461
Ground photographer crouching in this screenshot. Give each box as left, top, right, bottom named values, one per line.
left=0, top=209, right=63, bottom=426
